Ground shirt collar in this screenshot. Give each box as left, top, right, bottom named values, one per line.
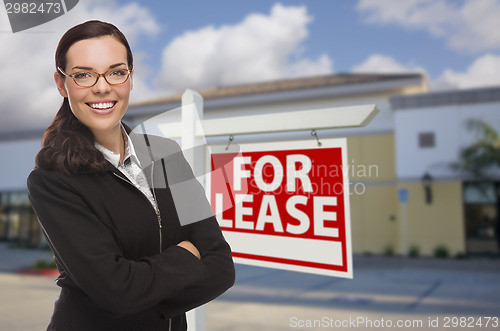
left=95, top=125, right=142, bottom=169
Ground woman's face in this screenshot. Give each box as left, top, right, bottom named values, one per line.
left=54, top=35, right=133, bottom=137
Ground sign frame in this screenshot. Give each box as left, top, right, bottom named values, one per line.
left=206, top=137, right=353, bottom=279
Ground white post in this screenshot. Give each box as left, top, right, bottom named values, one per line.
left=400, top=203, right=407, bottom=256
left=182, top=89, right=205, bottom=178
left=181, top=89, right=206, bottom=331
left=399, top=188, right=408, bottom=257
left=156, top=104, right=379, bottom=139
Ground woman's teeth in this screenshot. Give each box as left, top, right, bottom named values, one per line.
left=89, top=102, right=114, bottom=109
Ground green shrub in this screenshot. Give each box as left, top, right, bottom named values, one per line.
left=383, top=245, right=394, bottom=257
left=409, top=245, right=420, bottom=258
left=434, top=245, right=449, bottom=259
left=33, top=259, right=57, bottom=269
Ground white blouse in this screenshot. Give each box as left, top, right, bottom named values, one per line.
left=95, top=128, right=158, bottom=211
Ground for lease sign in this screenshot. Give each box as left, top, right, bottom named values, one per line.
left=208, top=139, right=352, bottom=278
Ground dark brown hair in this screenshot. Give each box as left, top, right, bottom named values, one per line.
left=35, top=20, right=133, bottom=175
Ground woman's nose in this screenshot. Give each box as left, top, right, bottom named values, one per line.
left=92, top=75, right=111, bottom=94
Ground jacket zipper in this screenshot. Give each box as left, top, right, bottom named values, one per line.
left=150, top=162, right=163, bottom=253
left=113, top=162, right=169, bottom=329
left=112, top=165, right=163, bottom=253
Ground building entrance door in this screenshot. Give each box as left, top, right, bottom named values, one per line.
left=463, top=182, right=499, bottom=255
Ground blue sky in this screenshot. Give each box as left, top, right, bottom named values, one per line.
left=1, top=0, right=500, bottom=132
left=117, top=0, right=472, bottom=77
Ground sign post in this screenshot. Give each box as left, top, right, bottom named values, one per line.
left=181, top=90, right=206, bottom=331
left=174, top=89, right=379, bottom=330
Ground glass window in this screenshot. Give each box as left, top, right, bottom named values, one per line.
left=0, top=191, right=44, bottom=247
left=0, top=194, right=8, bottom=240
left=419, top=132, right=435, bottom=148
left=463, top=182, right=499, bottom=255
left=464, top=182, right=496, bottom=204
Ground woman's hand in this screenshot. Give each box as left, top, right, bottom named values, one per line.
left=177, top=240, right=201, bottom=259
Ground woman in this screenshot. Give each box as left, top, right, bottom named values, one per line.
left=27, top=20, right=235, bottom=331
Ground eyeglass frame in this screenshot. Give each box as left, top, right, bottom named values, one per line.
left=57, top=66, right=133, bottom=88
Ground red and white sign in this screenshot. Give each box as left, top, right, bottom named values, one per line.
left=207, top=139, right=352, bottom=278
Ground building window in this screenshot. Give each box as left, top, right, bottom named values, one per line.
left=0, top=191, right=44, bottom=247
left=419, top=132, right=435, bottom=148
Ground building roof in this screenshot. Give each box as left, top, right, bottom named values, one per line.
left=131, top=73, right=425, bottom=107
left=0, top=73, right=425, bottom=141
left=391, top=85, right=500, bottom=110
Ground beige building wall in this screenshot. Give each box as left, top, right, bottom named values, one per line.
left=347, top=133, right=399, bottom=254
left=346, top=133, right=466, bottom=256
left=350, top=185, right=398, bottom=254
left=396, top=181, right=465, bottom=256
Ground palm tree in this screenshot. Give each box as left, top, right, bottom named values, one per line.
left=461, top=119, right=500, bottom=178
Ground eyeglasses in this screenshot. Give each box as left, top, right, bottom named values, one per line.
left=57, top=66, right=132, bottom=87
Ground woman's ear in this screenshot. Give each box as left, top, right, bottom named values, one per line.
left=54, top=72, right=68, bottom=98
left=129, top=69, right=134, bottom=91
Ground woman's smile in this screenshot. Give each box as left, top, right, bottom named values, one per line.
left=86, top=100, right=118, bottom=115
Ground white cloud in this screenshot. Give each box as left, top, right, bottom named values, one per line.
left=0, top=2, right=335, bottom=133
left=154, top=3, right=333, bottom=93
left=450, top=0, right=500, bottom=53
left=356, top=0, right=500, bottom=53
left=0, top=0, right=159, bottom=133
left=288, top=54, right=333, bottom=78
left=432, top=53, right=500, bottom=90
left=352, top=53, right=500, bottom=91
left=351, top=54, right=425, bottom=74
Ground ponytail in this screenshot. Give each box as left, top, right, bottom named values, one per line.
left=35, top=98, right=109, bottom=175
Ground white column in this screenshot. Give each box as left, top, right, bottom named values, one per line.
left=182, top=89, right=206, bottom=331
left=182, top=89, right=205, bottom=179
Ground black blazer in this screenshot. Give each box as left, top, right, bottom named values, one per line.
left=27, top=129, right=235, bottom=331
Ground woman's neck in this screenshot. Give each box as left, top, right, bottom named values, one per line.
left=93, top=125, right=125, bottom=162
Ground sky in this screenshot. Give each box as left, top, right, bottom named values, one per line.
left=1, top=0, right=500, bottom=133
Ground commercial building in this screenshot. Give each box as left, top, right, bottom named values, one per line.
left=392, top=87, right=500, bottom=256
left=1, top=72, right=498, bottom=256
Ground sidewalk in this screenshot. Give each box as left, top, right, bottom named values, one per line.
left=207, top=255, right=500, bottom=330
left=1, top=244, right=499, bottom=330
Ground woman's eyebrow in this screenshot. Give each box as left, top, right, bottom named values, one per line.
left=71, top=63, right=127, bottom=71
left=109, top=62, right=127, bottom=69
left=72, top=66, right=93, bottom=71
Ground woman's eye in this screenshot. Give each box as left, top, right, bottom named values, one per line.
left=74, top=72, right=93, bottom=79
left=110, top=69, right=127, bottom=76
